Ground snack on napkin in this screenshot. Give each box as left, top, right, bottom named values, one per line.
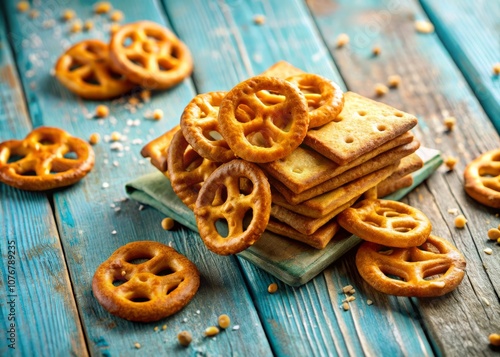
left=0, top=127, right=95, bottom=191
left=92, top=241, right=200, bottom=322
left=464, top=148, right=500, bottom=208
left=304, top=92, right=418, bottom=165
left=110, top=21, right=193, bottom=90
left=54, top=39, right=134, bottom=99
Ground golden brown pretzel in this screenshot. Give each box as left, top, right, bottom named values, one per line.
left=218, top=76, right=309, bottom=163
left=194, top=160, right=271, bottom=255
left=92, top=241, right=200, bottom=322
left=286, top=74, right=344, bottom=128
left=0, top=127, right=95, bottom=191
left=167, top=130, right=218, bottom=210
left=110, top=21, right=193, bottom=90
left=356, top=235, right=466, bottom=297
left=140, top=125, right=181, bottom=172
left=464, top=149, right=500, bottom=208
left=54, top=39, right=134, bottom=100
left=337, top=199, right=432, bottom=248
left=180, top=92, right=236, bottom=163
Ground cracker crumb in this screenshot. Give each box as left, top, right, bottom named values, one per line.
left=484, top=248, right=493, bottom=255
left=102, top=182, right=110, bottom=189
left=387, top=75, right=401, bottom=88
left=348, top=289, right=356, bottom=295
left=268, top=283, right=278, bottom=294
left=111, top=230, right=117, bottom=235
left=121, top=270, right=126, bottom=276
left=232, top=325, right=240, bottom=331
left=162, top=324, right=167, bottom=331
left=17, top=1, right=30, bottom=12
left=444, top=156, right=458, bottom=170
left=493, top=63, right=500, bottom=76
left=366, top=299, right=373, bottom=305
left=454, top=215, right=467, bottom=228
left=140, top=90, right=151, bottom=102
left=487, top=228, right=500, bottom=240
left=490, top=333, right=500, bottom=346
left=447, top=208, right=459, bottom=215
left=372, top=46, right=381, bottom=56
left=161, top=217, right=175, bottom=231
left=153, top=109, right=163, bottom=120
left=134, top=342, right=141, bottom=349
left=89, top=133, right=100, bottom=145
left=336, top=33, right=349, bottom=48
left=374, top=83, right=389, bottom=97
left=342, top=302, right=350, bottom=311
left=444, top=116, right=456, bottom=131
left=110, top=131, right=122, bottom=142
left=218, top=314, right=230, bottom=329
left=154, top=326, right=159, bottom=332
left=62, top=9, right=76, bottom=22
left=94, top=1, right=112, bottom=14
left=342, top=285, right=353, bottom=294
left=29, top=10, right=40, bottom=19
left=110, top=10, right=124, bottom=22
left=415, top=20, right=434, bottom=34
left=205, top=326, right=220, bottom=337
left=95, top=105, right=109, bottom=118
left=84, top=20, right=94, bottom=31
left=177, top=331, right=192, bottom=346
left=253, top=14, right=266, bottom=25
left=70, top=20, right=83, bottom=33
left=346, top=296, right=356, bottom=302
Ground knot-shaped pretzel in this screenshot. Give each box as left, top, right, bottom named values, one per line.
left=110, top=21, right=193, bottom=90
left=337, top=199, right=432, bottom=248
left=464, top=149, right=500, bottom=208
left=167, top=130, right=218, bottom=210
left=0, top=127, right=95, bottom=191
left=54, top=39, right=134, bottom=99
left=218, top=76, right=309, bottom=163
left=286, top=74, right=344, bottom=128
left=92, top=241, right=200, bottom=322
left=180, top=91, right=236, bottom=163
left=356, top=235, right=466, bottom=297
left=194, top=160, right=271, bottom=255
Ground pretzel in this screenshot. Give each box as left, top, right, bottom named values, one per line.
left=140, top=125, right=181, bottom=172
left=167, top=130, right=218, bottom=210
left=337, top=199, right=432, bottom=248
left=180, top=92, right=236, bottom=163
left=109, top=21, right=193, bottom=90
left=0, top=127, right=95, bottom=191
left=464, top=149, right=500, bottom=208
left=356, top=235, right=466, bottom=297
left=285, top=74, right=344, bottom=128
left=217, top=76, right=309, bottom=163
left=92, top=241, right=200, bottom=322
left=194, top=160, right=271, bottom=255
left=54, top=39, right=134, bottom=100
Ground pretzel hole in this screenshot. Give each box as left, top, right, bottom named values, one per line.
left=215, top=218, right=229, bottom=238
left=392, top=221, right=418, bottom=233
left=69, top=60, right=84, bottom=72
left=128, top=55, right=146, bottom=69
left=6, top=154, right=25, bottom=163
left=380, top=268, right=406, bottom=282
left=212, top=186, right=228, bottom=206
left=158, top=58, right=175, bottom=71
left=106, top=67, right=126, bottom=80
left=63, top=151, right=78, bottom=160
left=382, top=210, right=400, bottom=218
left=239, top=177, right=254, bottom=195
left=235, top=104, right=256, bottom=123
left=155, top=267, right=175, bottom=276
left=247, top=131, right=273, bottom=148
left=129, top=295, right=151, bottom=303
left=123, top=36, right=134, bottom=48
left=127, top=256, right=153, bottom=265
left=112, top=280, right=125, bottom=287
left=19, top=170, right=37, bottom=176
left=207, top=130, right=223, bottom=142
left=82, top=72, right=101, bottom=85
left=256, top=90, right=285, bottom=106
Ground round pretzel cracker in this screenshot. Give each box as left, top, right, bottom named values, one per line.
left=167, top=130, right=218, bottom=210
left=0, top=127, right=95, bottom=191
left=110, top=21, right=193, bottom=90
left=356, top=235, right=466, bottom=297
left=286, top=73, right=344, bottom=128
left=54, top=39, right=134, bottom=100
left=180, top=91, right=235, bottom=163
left=337, top=199, right=432, bottom=248
left=92, top=241, right=200, bottom=322
left=218, top=76, right=309, bottom=163
left=194, top=160, right=271, bottom=255
left=464, top=149, right=500, bottom=208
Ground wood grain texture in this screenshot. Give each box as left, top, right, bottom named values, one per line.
left=163, top=0, right=434, bottom=355
left=2, top=0, right=271, bottom=355
left=420, top=0, right=500, bottom=131
left=309, top=0, right=500, bottom=355
left=0, top=12, right=87, bottom=357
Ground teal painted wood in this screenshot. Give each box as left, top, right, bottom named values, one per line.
left=309, top=0, right=500, bottom=355
left=3, top=0, right=272, bottom=356
left=0, top=12, right=87, bottom=357
left=163, top=0, right=434, bottom=355
left=420, top=0, right=500, bottom=131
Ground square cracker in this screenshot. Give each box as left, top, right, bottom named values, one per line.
left=270, top=139, right=420, bottom=204
left=304, top=92, right=418, bottom=165
left=260, top=60, right=305, bottom=78
left=266, top=218, right=340, bottom=250
left=261, top=131, right=414, bottom=194
left=272, top=162, right=398, bottom=218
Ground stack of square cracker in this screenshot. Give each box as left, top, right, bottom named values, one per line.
left=258, top=62, right=423, bottom=249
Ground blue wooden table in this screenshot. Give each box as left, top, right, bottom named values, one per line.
left=1, top=0, right=499, bottom=356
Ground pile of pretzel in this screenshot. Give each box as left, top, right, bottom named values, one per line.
left=54, top=20, right=193, bottom=99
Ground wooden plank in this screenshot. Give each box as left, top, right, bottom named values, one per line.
left=308, top=0, right=500, bottom=355
left=163, top=0, right=434, bottom=355
left=2, top=0, right=272, bottom=355
left=420, top=0, right=500, bottom=131
left=0, top=12, right=87, bottom=357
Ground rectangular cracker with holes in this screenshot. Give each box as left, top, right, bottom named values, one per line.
left=261, top=131, right=414, bottom=194
left=304, top=92, right=418, bottom=165
left=270, top=139, right=420, bottom=204
left=266, top=218, right=340, bottom=250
